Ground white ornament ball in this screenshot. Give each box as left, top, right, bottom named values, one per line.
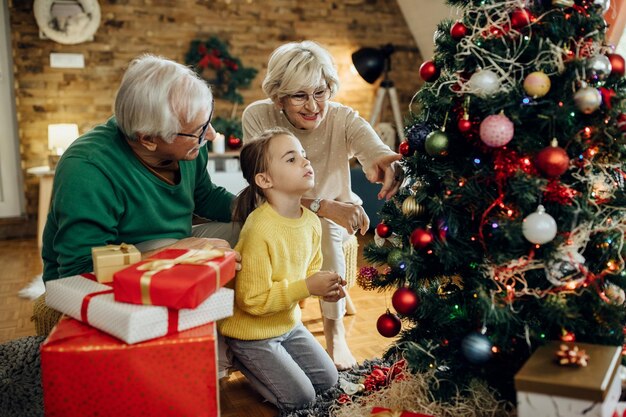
left=574, top=87, right=602, bottom=114
left=522, top=205, right=557, bottom=245
left=479, top=113, right=514, bottom=147
left=468, top=70, right=500, bottom=98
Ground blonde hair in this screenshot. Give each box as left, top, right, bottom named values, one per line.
left=262, top=41, right=339, bottom=103
left=115, top=54, right=213, bottom=143
left=232, top=127, right=296, bottom=223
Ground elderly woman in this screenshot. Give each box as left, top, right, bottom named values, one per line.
left=242, top=41, right=402, bottom=369
left=42, top=54, right=239, bottom=282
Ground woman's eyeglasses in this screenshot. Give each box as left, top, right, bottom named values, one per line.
left=177, top=99, right=214, bottom=144
left=287, top=88, right=330, bottom=106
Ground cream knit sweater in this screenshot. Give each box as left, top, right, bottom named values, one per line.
left=218, top=203, right=322, bottom=340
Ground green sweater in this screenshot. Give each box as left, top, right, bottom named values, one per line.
left=42, top=117, right=234, bottom=282
left=218, top=202, right=321, bottom=340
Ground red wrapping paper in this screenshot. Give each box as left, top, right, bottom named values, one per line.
left=113, top=248, right=236, bottom=309
left=371, top=406, right=434, bottom=417
left=41, top=317, right=219, bottom=417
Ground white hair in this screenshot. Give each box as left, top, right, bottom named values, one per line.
left=114, top=54, right=213, bottom=143
left=262, top=41, right=339, bottom=103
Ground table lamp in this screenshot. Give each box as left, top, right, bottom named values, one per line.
left=48, top=123, right=79, bottom=168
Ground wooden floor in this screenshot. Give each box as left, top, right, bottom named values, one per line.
left=0, top=234, right=393, bottom=417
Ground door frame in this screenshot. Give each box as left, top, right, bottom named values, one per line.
left=0, top=1, right=25, bottom=219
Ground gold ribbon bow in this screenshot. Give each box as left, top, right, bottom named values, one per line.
left=136, top=248, right=225, bottom=305
left=105, top=243, right=131, bottom=264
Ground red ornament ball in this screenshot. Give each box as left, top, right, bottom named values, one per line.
left=510, top=8, right=533, bottom=30
left=376, top=311, right=402, bottom=338
left=376, top=223, right=392, bottom=238
left=457, top=117, right=473, bottom=133
left=398, top=141, right=412, bottom=157
left=607, top=53, right=625, bottom=77
left=450, top=21, right=468, bottom=40
left=536, top=144, right=570, bottom=178
left=419, top=60, right=440, bottom=83
left=392, top=287, right=420, bottom=315
left=226, top=135, right=243, bottom=150
left=410, top=228, right=433, bottom=249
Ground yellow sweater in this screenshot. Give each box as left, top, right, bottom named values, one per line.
left=218, top=202, right=322, bottom=340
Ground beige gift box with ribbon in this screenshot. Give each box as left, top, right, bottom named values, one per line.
left=92, top=243, right=141, bottom=283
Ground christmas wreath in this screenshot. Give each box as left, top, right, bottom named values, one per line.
left=185, top=37, right=257, bottom=104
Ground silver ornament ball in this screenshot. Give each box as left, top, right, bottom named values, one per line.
left=461, top=333, right=493, bottom=364
left=594, top=0, right=611, bottom=13
left=586, top=54, right=612, bottom=81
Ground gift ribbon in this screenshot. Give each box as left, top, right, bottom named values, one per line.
left=105, top=243, right=132, bottom=264
left=371, top=407, right=432, bottom=417
left=79, top=273, right=180, bottom=336
left=371, top=408, right=404, bottom=417
left=137, top=249, right=224, bottom=305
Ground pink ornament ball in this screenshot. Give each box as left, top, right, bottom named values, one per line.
left=479, top=113, right=514, bottom=147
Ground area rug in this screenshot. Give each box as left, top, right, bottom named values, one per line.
left=0, top=335, right=45, bottom=417
left=280, top=359, right=391, bottom=417
left=17, top=274, right=45, bottom=300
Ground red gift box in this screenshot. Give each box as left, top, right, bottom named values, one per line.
left=113, top=248, right=236, bottom=309
left=41, top=317, right=219, bottom=417
left=371, top=406, right=433, bottom=417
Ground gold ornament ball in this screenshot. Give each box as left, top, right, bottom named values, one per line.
left=523, top=71, right=551, bottom=98
left=402, top=196, right=426, bottom=217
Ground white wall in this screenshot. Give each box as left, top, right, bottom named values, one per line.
left=0, top=1, right=23, bottom=218
left=396, top=0, right=460, bottom=60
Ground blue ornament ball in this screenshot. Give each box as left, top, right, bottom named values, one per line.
left=461, top=333, right=493, bottom=364
left=406, top=122, right=432, bottom=152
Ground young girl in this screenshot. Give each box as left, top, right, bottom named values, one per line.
left=218, top=127, right=344, bottom=410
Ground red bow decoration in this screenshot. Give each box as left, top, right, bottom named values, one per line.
left=555, top=343, right=589, bottom=367
left=363, top=359, right=407, bottom=392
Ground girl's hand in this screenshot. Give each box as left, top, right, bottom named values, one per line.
left=305, top=271, right=346, bottom=297
left=318, top=200, right=370, bottom=236
left=322, top=285, right=346, bottom=302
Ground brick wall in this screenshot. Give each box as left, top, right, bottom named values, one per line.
left=8, top=0, right=422, bottom=238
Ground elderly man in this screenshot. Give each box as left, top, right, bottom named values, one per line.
left=42, top=54, right=238, bottom=282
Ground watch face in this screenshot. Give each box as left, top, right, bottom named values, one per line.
left=311, top=199, right=320, bottom=213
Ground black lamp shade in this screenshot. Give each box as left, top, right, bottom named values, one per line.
left=351, top=47, right=386, bottom=84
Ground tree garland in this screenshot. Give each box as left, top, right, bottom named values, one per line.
left=185, top=37, right=257, bottom=104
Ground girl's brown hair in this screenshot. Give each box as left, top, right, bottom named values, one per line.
left=232, top=127, right=294, bottom=223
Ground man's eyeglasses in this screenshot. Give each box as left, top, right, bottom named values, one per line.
left=176, top=99, right=214, bottom=144
left=287, top=88, right=330, bottom=106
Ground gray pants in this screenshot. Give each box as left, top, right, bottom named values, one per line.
left=225, top=323, right=338, bottom=410
left=133, top=221, right=240, bottom=252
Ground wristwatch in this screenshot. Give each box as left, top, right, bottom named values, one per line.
left=310, top=198, right=322, bottom=215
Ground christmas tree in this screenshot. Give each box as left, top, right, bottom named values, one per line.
left=363, top=0, right=626, bottom=401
